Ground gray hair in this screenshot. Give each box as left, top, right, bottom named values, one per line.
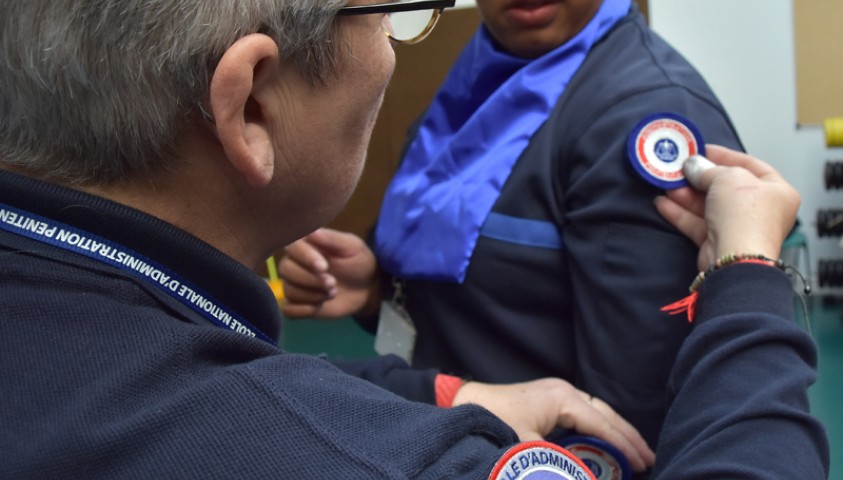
left=0, top=0, right=347, bottom=184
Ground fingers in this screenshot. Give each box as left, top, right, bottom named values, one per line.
left=283, top=234, right=331, bottom=276
left=304, top=228, right=368, bottom=259
left=566, top=395, right=655, bottom=472
left=701, top=145, right=789, bottom=188
left=284, top=229, right=336, bottom=273
left=705, top=144, right=781, bottom=180
left=279, top=234, right=336, bottom=318
left=654, top=195, right=707, bottom=247
left=454, top=380, right=655, bottom=473
left=280, top=251, right=334, bottom=288
left=279, top=256, right=333, bottom=318
left=590, top=396, right=656, bottom=469
left=282, top=228, right=367, bottom=276
left=664, top=185, right=706, bottom=217
left=683, top=145, right=790, bottom=194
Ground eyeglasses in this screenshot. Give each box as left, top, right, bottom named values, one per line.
left=337, top=0, right=456, bottom=45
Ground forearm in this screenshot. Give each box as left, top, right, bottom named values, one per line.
left=653, top=264, right=829, bottom=478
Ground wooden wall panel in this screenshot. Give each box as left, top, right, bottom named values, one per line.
left=794, top=0, right=843, bottom=125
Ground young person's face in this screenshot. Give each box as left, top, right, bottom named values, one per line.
left=476, top=0, right=604, bottom=58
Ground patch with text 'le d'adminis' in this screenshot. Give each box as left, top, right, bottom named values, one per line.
left=489, top=441, right=597, bottom=480
left=626, top=112, right=705, bottom=189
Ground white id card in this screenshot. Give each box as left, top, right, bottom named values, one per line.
left=374, top=300, right=416, bottom=363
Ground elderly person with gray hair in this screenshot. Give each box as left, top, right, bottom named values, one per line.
left=0, top=1, right=827, bottom=479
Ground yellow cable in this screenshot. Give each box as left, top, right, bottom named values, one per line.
left=265, top=256, right=284, bottom=302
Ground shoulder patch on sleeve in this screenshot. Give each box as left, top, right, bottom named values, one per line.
left=626, top=112, right=705, bottom=189
left=557, top=436, right=632, bottom=480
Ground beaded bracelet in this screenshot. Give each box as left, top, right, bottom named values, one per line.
left=662, top=253, right=785, bottom=323
left=688, top=253, right=781, bottom=293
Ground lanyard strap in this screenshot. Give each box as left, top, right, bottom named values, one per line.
left=0, top=203, right=275, bottom=345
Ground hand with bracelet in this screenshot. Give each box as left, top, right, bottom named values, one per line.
left=649, top=145, right=828, bottom=477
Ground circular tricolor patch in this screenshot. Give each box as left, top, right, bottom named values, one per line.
left=557, top=436, right=631, bottom=480
left=626, top=112, right=705, bottom=189
left=489, top=441, right=597, bottom=480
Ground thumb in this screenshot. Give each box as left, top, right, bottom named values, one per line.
left=683, top=154, right=717, bottom=191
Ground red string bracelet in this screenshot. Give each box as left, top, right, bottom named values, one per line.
left=662, top=254, right=782, bottom=323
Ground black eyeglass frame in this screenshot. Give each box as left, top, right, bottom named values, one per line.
left=337, top=0, right=456, bottom=16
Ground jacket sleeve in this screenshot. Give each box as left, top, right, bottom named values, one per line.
left=652, top=263, right=829, bottom=478
left=331, top=354, right=439, bottom=405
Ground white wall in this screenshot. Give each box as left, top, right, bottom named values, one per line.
left=650, top=0, right=839, bottom=291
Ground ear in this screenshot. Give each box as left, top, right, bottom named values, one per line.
left=209, top=33, right=280, bottom=188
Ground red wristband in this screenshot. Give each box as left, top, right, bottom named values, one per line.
left=434, top=374, right=464, bottom=408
